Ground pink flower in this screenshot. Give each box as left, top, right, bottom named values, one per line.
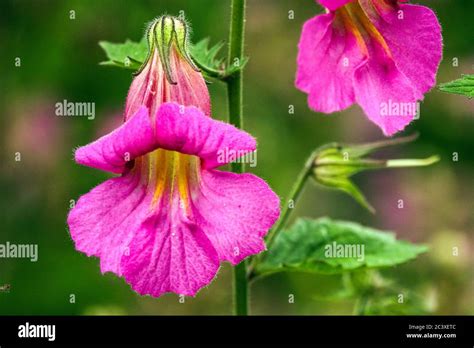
left=67, top=16, right=280, bottom=297
left=296, top=0, right=442, bottom=136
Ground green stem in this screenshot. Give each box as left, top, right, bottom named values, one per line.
left=248, top=150, right=318, bottom=278
left=266, top=151, right=317, bottom=249
left=226, top=0, right=247, bottom=316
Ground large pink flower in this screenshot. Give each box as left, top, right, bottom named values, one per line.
left=67, top=16, right=280, bottom=297
left=296, top=0, right=442, bottom=136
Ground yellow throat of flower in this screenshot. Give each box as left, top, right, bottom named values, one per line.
left=336, top=1, right=392, bottom=58
left=134, top=149, right=200, bottom=214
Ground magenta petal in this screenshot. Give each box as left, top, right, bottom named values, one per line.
left=75, top=107, right=155, bottom=174
left=67, top=171, right=152, bottom=275
left=362, top=2, right=442, bottom=97
left=75, top=102, right=256, bottom=173
left=192, top=170, right=280, bottom=265
left=318, top=0, right=353, bottom=11
left=296, top=13, right=366, bottom=113
left=155, top=102, right=256, bottom=169
left=120, top=201, right=219, bottom=297
left=353, top=42, right=417, bottom=136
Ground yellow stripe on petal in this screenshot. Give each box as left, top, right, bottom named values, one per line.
left=151, top=149, right=168, bottom=205
left=177, top=154, right=192, bottom=213
left=338, top=6, right=369, bottom=57
left=337, top=1, right=393, bottom=59
left=147, top=149, right=199, bottom=213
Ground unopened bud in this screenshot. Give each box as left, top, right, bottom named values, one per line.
left=312, top=134, right=439, bottom=213
left=140, top=15, right=199, bottom=84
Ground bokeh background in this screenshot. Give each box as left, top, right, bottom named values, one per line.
left=0, top=0, right=472, bottom=315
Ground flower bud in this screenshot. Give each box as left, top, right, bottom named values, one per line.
left=141, top=15, right=199, bottom=84
left=312, top=135, right=439, bottom=213
left=124, top=15, right=210, bottom=122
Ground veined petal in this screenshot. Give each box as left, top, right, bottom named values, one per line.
left=318, top=0, right=354, bottom=11
left=192, top=170, right=280, bottom=265
left=296, top=13, right=366, bottom=113
left=297, top=0, right=442, bottom=136
left=353, top=40, right=417, bottom=136
left=125, top=43, right=211, bottom=122
left=75, top=102, right=256, bottom=174
left=69, top=107, right=279, bottom=297
left=69, top=160, right=279, bottom=296
left=359, top=0, right=442, bottom=97
left=68, top=167, right=220, bottom=297
left=67, top=171, right=152, bottom=275
left=75, top=106, right=155, bottom=174
left=121, top=198, right=220, bottom=297
left=155, top=102, right=256, bottom=169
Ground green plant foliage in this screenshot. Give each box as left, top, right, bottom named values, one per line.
left=98, top=37, right=247, bottom=80
left=256, top=218, right=428, bottom=276
left=99, top=39, right=148, bottom=70
left=439, top=74, right=474, bottom=98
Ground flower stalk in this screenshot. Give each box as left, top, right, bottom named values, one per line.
left=226, top=0, right=248, bottom=316
left=249, top=134, right=439, bottom=279
left=248, top=150, right=318, bottom=279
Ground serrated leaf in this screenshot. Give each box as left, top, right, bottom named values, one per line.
left=439, top=74, right=474, bottom=98
left=190, top=38, right=225, bottom=72
left=190, top=38, right=248, bottom=79
left=256, top=218, right=428, bottom=276
left=99, top=39, right=148, bottom=70
left=224, top=56, right=249, bottom=76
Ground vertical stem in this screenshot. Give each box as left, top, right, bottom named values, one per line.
left=226, top=0, right=248, bottom=316
left=227, top=0, right=245, bottom=132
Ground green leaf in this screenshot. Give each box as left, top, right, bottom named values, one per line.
left=99, top=39, right=148, bottom=70
left=224, top=56, right=249, bottom=76
left=190, top=38, right=225, bottom=73
left=256, top=218, right=428, bottom=276
left=97, top=36, right=248, bottom=79
left=190, top=38, right=248, bottom=80
left=438, top=74, right=474, bottom=98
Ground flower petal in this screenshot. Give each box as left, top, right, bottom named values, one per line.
left=75, top=106, right=155, bottom=174
left=296, top=13, right=366, bottom=113
left=75, top=103, right=256, bottom=173
left=353, top=41, right=417, bottom=136
left=318, top=0, right=353, bottom=11
left=192, top=170, right=280, bottom=265
left=67, top=171, right=152, bottom=275
left=121, top=199, right=220, bottom=297
left=360, top=1, right=442, bottom=97
left=155, top=102, right=256, bottom=169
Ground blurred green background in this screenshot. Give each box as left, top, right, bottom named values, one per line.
left=0, top=0, right=472, bottom=315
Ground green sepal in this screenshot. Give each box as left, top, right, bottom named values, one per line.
left=312, top=134, right=439, bottom=213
